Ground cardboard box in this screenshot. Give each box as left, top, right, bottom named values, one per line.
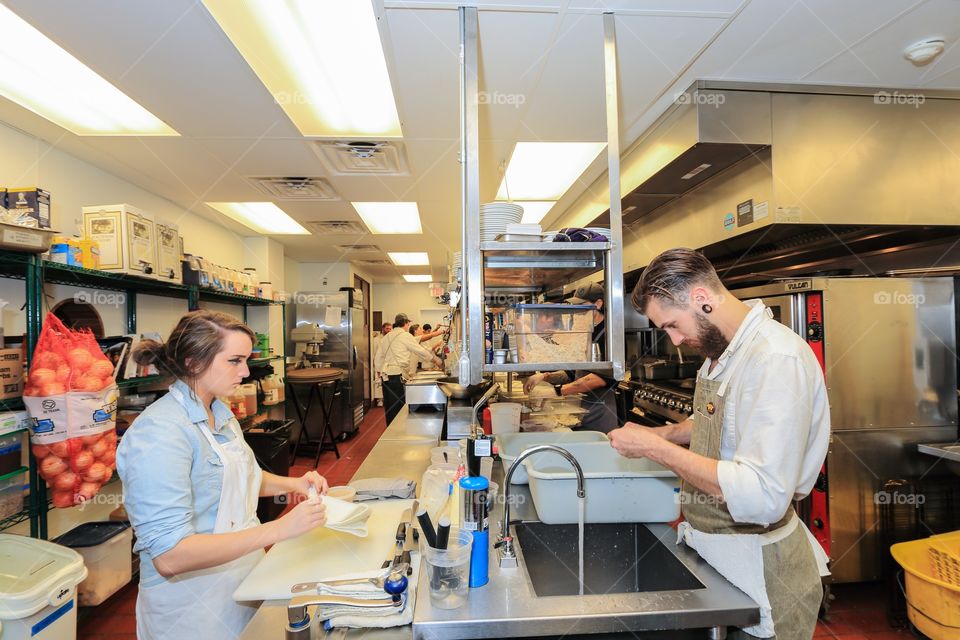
left=82, top=204, right=157, bottom=277
left=0, top=348, right=23, bottom=400
left=6, top=187, right=51, bottom=228
left=155, top=220, right=183, bottom=284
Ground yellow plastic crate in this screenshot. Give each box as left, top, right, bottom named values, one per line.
left=891, top=531, right=960, bottom=639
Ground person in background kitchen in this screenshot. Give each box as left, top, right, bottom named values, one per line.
left=609, top=248, right=830, bottom=640
left=372, top=322, right=392, bottom=407
left=522, top=282, right=617, bottom=433
left=375, top=313, right=443, bottom=426
left=117, top=310, right=329, bottom=640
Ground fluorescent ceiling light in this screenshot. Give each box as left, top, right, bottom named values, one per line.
left=403, top=274, right=433, bottom=283
left=352, top=202, right=422, bottom=234
left=0, top=4, right=177, bottom=136
left=203, top=0, right=402, bottom=138
left=504, top=201, right=555, bottom=225
left=496, top=142, right=605, bottom=200
left=207, top=202, right=309, bottom=235
left=388, top=252, right=430, bottom=266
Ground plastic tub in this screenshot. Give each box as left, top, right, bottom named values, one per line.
left=53, top=522, right=132, bottom=606
left=420, top=528, right=473, bottom=610
left=489, top=403, right=522, bottom=434
left=498, top=431, right=608, bottom=484
left=0, top=432, right=22, bottom=476
left=891, top=530, right=960, bottom=639
left=525, top=442, right=680, bottom=524
left=0, top=534, right=87, bottom=640
left=507, top=304, right=594, bottom=364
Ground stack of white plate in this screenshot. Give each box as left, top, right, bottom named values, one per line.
left=481, top=202, right=523, bottom=242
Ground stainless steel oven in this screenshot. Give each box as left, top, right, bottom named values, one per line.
left=734, top=277, right=958, bottom=583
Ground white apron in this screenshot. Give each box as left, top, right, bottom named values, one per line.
left=677, top=312, right=829, bottom=639
left=136, top=389, right=264, bottom=640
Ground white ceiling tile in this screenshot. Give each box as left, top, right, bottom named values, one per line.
left=567, top=0, right=741, bottom=13
left=802, top=0, right=960, bottom=88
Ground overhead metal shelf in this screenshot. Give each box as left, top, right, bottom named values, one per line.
left=481, top=242, right=610, bottom=290
left=483, top=361, right=614, bottom=374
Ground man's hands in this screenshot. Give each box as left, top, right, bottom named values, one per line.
left=608, top=422, right=670, bottom=460
left=523, top=373, right=546, bottom=393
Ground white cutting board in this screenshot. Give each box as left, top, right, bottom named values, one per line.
left=233, top=499, right=414, bottom=601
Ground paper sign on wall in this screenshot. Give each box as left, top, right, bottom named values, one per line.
left=325, top=306, right=342, bottom=327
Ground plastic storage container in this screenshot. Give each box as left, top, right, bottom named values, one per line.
left=891, top=530, right=960, bottom=639
left=507, top=304, right=594, bottom=364
left=0, top=534, right=88, bottom=640
left=524, top=442, right=680, bottom=524
left=489, top=402, right=522, bottom=434
left=0, top=469, right=26, bottom=519
left=238, top=383, right=258, bottom=418
left=53, top=522, right=133, bottom=607
left=498, top=431, right=608, bottom=484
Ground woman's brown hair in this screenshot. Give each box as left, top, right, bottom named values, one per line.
left=132, top=310, right=255, bottom=381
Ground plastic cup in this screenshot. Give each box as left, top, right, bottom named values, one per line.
left=421, top=528, right=473, bottom=609
left=489, top=402, right=522, bottom=434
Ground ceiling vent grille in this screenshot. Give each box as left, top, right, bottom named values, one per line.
left=356, top=258, right=393, bottom=265
left=303, top=220, right=367, bottom=234
left=334, top=243, right=380, bottom=252
left=249, top=176, right=339, bottom=200
left=311, top=141, right=410, bottom=176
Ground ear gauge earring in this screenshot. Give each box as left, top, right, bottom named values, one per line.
left=701, top=304, right=713, bottom=314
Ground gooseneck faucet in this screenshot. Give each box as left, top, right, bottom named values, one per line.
left=496, top=444, right=585, bottom=568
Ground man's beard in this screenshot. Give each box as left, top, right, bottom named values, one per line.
left=689, top=314, right=729, bottom=360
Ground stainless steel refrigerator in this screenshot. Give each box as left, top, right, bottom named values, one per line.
left=288, top=288, right=367, bottom=440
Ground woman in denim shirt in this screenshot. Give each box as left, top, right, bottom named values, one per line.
left=117, top=311, right=328, bottom=639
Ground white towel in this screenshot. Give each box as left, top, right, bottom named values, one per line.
left=318, top=555, right=420, bottom=629
left=308, top=490, right=372, bottom=537
left=351, top=477, right=417, bottom=501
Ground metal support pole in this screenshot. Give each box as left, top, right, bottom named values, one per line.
left=126, top=291, right=137, bottom=334
left=603, top=12, right=625, bottom=381
left=26, top=256, right=45, bottom=538
left=459, top=6, right=482, bottom=384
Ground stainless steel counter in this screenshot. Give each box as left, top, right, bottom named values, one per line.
left=241, top=408, right=758, bottom=639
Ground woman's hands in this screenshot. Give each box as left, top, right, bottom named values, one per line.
left=276, top=497, right=327, bottom=541
left=291, top=471, right=329, bottom=498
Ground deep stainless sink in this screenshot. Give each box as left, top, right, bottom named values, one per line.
left=514, top=522, right=705, bottom=597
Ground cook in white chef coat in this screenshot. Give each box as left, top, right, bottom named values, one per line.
left=609, top=248, right=830, bottom=640
left=117, top=310, right=330, bottom=640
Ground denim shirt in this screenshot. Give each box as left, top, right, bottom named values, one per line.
left=116, top=379, right=245, bottom=587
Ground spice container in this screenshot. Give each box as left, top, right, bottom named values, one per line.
left=507, top=304, right=594, bottom=364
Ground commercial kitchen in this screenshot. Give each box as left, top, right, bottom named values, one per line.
left=1, top=1, right=959, bottom=639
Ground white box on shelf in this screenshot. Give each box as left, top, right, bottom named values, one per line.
left=154, top=220, right=183, bottom=284
left=53, top=522, right=133, bottom=607
left=82, top=204, right=158, bottom=278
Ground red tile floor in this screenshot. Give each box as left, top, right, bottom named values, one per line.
left=78, top=407, right=925, bottom=639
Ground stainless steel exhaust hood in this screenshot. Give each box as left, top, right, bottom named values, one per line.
left=599, top=83, right=772, bottom=226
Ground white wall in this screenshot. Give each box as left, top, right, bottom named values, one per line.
left=372, top=283, right=443, bottom=327
left=292, top=262, right=352, bottom=294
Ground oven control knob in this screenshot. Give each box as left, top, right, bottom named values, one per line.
left=667, top=398, right=676, bottom=408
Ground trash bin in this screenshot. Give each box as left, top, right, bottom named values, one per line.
left=0, top=534, right=87, bottom=640
left=54, top=522, right=132, bottom=606
left=242, top=419, right=293, bottom=523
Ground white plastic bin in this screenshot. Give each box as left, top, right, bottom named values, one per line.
left=525, top=442, right=680, bottom=524
left=0, top=534, right=87, bottom=640
left=489, top=402, right=522, bottom=434
left=498, top=431, right=608, bottom=484
left=53, top=522, right=132, bottom=606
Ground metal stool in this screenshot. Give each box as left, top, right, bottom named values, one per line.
left=287, top=368, right=343, bottom=465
